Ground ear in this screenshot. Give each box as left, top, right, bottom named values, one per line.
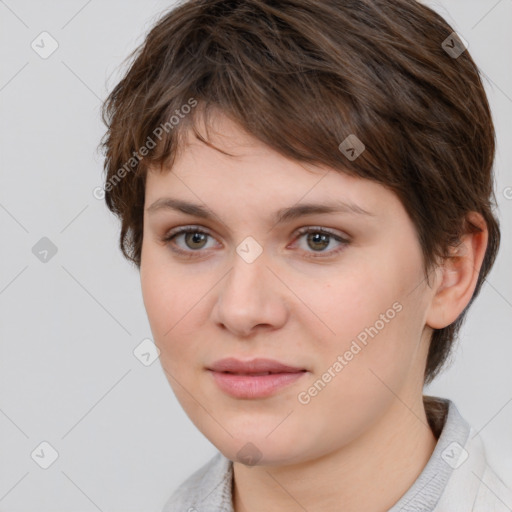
left=425, top=212, right=489, bottom=329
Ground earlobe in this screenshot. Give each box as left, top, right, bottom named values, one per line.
left=425, top=212, right=488, bottom=330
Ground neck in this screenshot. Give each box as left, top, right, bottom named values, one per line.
left=232, top=395, right=437, bottom=512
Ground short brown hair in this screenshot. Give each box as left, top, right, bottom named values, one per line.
left=100, top=0, right=500, bottom=385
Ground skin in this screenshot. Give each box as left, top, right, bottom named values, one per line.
left=140, top=111, right=488, bottom=512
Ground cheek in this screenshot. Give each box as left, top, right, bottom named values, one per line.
left=288, top=262, right=399, bottom=342
left=141, top=268, right=174, bottom=338
left=140, top=249, right=214, bottom=380
left=140, top=249, right=189, bottom=351
left=141, top=264, right=203, bottom=409
left=292, top=256, right=422, bottom=382
left=141, top=241, right=192, bottom=326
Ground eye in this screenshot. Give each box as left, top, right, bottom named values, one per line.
left=161, top=226, right=218, bottom=258
left=160, top=225, right=350, bottom=259
left=291, top=226, right=350, bottom=258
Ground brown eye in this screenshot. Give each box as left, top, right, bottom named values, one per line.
left=161, top=225, right=350, bottom=260
left=306, top=232, right=331, bottom=251
left=293, top=227, right=350, bottom=259
left=161, top=226, right=217, bottom=258
left=183, top=231, right=208, bottom=250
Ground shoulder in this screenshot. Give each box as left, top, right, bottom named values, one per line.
left=436, top=423, right=512, bottom=511
left=161, top=451, right=233, bottom=512
left=472, top=459, right=512, bottom=511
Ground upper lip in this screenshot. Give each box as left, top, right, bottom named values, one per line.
left=208, top=358, right=306, bottom=374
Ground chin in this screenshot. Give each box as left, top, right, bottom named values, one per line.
left=205, top=428, right=312, bottom=467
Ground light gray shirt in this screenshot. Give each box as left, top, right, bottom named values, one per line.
left=162, top=397, right=512, bottom=511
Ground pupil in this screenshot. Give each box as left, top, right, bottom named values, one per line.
left=186, top=232, right=206, bottom=249
left=309, top=233, right=329, bottom=251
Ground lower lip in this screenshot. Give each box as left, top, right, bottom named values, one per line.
left=208, top=370, right=307, bottom=398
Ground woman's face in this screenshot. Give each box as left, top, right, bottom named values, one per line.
left=140, top=112, right=436, bottom=465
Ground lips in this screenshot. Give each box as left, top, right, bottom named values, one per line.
left=207, top=357, right=306, bottom=375
left=206, top=358, right=307, bottom=399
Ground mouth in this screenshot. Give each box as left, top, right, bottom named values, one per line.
left=206, top=358, right=308, bottom=398
left=207, top=357, right=306, bottom=374
left=215, top=370, right=306, bottom=376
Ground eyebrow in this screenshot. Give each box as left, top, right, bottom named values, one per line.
left=145, top=197, right=375, bottom=224
left=146, top=197, right=375, bottom=224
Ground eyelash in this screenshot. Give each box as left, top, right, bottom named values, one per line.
left=160, top=225, right=350, bottom=260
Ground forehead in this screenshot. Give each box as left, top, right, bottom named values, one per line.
left=144, top=112, right=402, bottom=222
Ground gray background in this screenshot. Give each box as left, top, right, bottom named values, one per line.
left=0, top=0, right=511, bottom=510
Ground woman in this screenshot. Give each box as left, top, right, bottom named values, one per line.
left=100, top=0, right=512, bottom=510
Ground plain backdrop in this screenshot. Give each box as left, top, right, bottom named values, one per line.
left=0, top=0, right=511, bottom=510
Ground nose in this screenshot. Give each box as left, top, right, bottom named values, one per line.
left=210, top=249, right=288, bottom=338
